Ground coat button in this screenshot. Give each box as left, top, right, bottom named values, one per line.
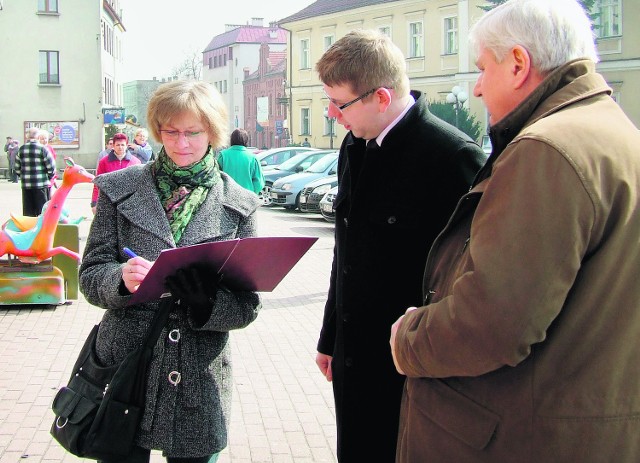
left=168, top=329, right=180, bottom=343
left=387, top=216, right=397, bottom=224
left=345, top=357, right=353, bottom=367
left=343, top=313, right=350, bottom=322
left=343, top=265, right=351, bottom=275
left=168, top=371, right=181, bottom=386
left=343, top=217, right=348, bottom=227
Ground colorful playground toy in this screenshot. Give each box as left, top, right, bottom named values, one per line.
left=0, top=158, right=94, bottom=263
left=0, top=158, right=93, bottom=305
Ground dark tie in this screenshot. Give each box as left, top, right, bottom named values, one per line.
left=366, top=139, right=379, bottom=151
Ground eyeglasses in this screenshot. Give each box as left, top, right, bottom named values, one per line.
left=160, top=130, right=206, bottom=141
left=325, top=88, right=377, bottom=112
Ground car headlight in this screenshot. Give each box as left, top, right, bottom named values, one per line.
left=313, top=184, right=332, bottom=195
left=282, top=183, right=293, bottom=191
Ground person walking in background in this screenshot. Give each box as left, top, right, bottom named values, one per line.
left=90, top=132, right=141, bottom=214
left=314, top=29, right=487, bottom=462
left=97, top=137, right=114, bottom=164
left=128, top=127, right=154, bottom=163
left=217, top=128, right=265, bottom=195
left=80, top=79, right=262, bottom=463
left=14, top=127, right=56, bottom=216
left=301, top=137, right=311, bottom=147
left=390, top=1, right=640, bottom=461
left=4, top=136, right=20, bottom=183
left=37, top=129, right=58, bottom=190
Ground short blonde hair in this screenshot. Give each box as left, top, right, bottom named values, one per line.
left=146, top=80, right=229, bottom=150
left=316, top=29, right=410, bottom=98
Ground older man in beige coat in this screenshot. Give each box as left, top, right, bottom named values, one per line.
left=390, top=0, right=640, bottom=461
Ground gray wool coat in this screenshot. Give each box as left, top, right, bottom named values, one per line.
left=79, top=162, right=262, bottom=458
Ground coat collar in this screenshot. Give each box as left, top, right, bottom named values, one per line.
left=476, top=59, right=611, bottom=185
left=94, top=164, right=259, bottom=248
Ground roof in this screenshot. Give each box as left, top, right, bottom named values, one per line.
left=277, top=0, right=399, bottom=24
left=245, top=51, right=286, bottom=81
left=204, top=26, right=287, bottom=52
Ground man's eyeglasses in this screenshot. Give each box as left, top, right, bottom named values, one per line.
left=325, top=88, right=377, bottom=112
left=160, top=130, right=205, bottom=140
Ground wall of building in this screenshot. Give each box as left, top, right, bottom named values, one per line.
left=280, top=0, right=639, bottom=149
left=0, top=0, right=124, bottom=170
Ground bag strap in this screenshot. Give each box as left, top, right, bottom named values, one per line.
left=141, top=297, right=174, bottom=348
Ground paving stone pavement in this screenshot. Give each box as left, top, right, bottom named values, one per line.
left=0, top=179, right=337, bottom=463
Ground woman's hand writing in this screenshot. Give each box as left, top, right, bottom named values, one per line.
left=122, top=255, right=153, bottom=293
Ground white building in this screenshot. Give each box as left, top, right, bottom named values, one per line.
left=0, top=0, right=126, bottom=170
left=202, top=18, right=287, bottom=134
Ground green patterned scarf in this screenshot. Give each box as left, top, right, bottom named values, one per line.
left=152, top=146, right=220, bottom=244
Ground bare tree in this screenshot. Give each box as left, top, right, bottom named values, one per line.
left=171, top=51, right=203, bottom=80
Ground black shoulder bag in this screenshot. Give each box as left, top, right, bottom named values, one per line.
left=50, top=298, right=172, bottom=460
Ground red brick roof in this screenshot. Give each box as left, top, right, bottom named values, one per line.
left=203, top=26, right=287, bottom=52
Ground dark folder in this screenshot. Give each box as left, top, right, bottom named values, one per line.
left=128, top=236, right=318, bottom=305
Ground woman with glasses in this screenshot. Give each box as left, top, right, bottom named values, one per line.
left=79, top=80, right=262, bottom=463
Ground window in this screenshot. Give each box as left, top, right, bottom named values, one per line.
left=300, top=108, right=310, bottom=135
left=444, top=16, right=458, bottom=54
left=39, top=50, right=59, bottom=84
left=409, top=22, right=424, bottom=58
left=323, top=35, right=334, bottom=52
left=38, top=0, right=58, bottom=13
left=323, top=106, right=333, bottom=135
left=300, top=39, right=310, bottom=69
left=596, top=0, right=621, bottom=38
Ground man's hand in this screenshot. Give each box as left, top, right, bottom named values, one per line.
left=390, top=306, right=418, bottom=375
left=316, top=352, right=333, bottom=382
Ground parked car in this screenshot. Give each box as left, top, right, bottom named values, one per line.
left=480, top=135, right=492, bottom=155
left=256, top=147, right=319, bottom=170
left=270, top=153, right=339, bottom=210
left=299, top=175, right=338, bottom=214
left=260, top=149, right=336, bottom=206
left=319, top=185, right=338, bottom=222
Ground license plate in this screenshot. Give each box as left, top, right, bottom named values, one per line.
left=300, top=196, right=307, bottom=203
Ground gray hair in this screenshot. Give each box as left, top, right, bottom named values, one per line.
left=469, top=0, right=598, bottom=73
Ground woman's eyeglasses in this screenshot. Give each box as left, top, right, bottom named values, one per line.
left=160, top=130, right=205, bottom=141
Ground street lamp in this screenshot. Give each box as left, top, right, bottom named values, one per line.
left=324, top=109, right=335, bottom=149
left=446, top=85, right=468, bottom=128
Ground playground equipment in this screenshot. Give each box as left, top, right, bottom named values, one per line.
left=0, top=158, right=94, bottom=305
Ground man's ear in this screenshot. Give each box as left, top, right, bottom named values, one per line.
left=375, top=87, right=393, bottom=112
left=511, top=45, right=533, bottom=90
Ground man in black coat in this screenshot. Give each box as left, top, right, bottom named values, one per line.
left=315, top=30, right=488, bottom=462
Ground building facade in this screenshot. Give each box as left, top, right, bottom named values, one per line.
left=0, top=0, right=127, bottom=170
left=202, top=19, right=287, bottom=139
left=278, top=0, right=639, bottom=149
left=243, top=43, right=287, bottom=149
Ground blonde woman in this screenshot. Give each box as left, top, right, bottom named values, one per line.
left=80, top=80, right=262, bottom=462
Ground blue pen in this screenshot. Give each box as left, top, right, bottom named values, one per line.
left=123, top=247, right=138, bottom=259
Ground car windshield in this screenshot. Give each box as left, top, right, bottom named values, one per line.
left=275, top=152, right=317, bottom=170
left=306, top=154, right=338, bottom=173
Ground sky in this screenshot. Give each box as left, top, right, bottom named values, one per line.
left=120, top=0, right=314, bottom=82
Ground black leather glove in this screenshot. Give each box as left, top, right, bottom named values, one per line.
left=165, top=265, right=217, bottom=325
